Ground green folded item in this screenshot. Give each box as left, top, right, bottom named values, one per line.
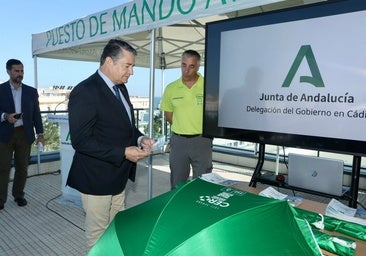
left=295, top=208, right=366, bottom=241
left=312, top=229, right=356, bottom=256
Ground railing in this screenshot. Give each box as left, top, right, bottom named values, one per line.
left=32, top=110, right=366, bottom=183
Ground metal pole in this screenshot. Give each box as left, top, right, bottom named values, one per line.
left=160, top=54, right=166, bottom=139
left=34, top=56, right=41, bottom=175
left=158, top=28, right=166, bottom=141
left=147, top=29, right=156, bottom=199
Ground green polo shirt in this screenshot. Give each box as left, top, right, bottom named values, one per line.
left=160, top=73, right=204, bottom=134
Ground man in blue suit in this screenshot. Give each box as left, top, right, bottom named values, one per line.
left=0, top=59, right=45, bottom=210
left=67, top=39, right=155, bottom=248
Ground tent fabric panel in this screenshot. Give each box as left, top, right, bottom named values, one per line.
left=31, top=0, right=286, bottom=57
left=31, top=1, right=314, bottom=69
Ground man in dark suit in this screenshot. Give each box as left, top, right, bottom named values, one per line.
left=0, top=59, right=45, bottom=210
left=67, top=39, right=155, bottom=248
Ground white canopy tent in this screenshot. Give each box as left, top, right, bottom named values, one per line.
left=32, top=0, right=323, bottom=68
left=32, top=0, right=325, bottom=198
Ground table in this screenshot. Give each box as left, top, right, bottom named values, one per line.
left=234, top=183, right=366, bottom=256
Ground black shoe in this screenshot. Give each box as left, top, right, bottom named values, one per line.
left=14, top=198, right=27, bottom=207
left=0, top=202, right=4, bottom=210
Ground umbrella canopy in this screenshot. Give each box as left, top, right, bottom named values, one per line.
left=88, top=178, right=321, bottom=255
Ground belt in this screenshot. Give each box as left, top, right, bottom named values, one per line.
left=173, top=132, right=201, bottom=138
left=14, top=125, right=24, bottom=130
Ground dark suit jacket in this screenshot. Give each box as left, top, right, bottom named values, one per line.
left=66, top=71, right=144, bottom=195
left=0, top=82, right=43, bottom=145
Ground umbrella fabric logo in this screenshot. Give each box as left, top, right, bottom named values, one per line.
left=282, top=45, right=325, bottom=88
left=198, top=195, right=230, bottom=208
left=197, top=187, right=247, bottom=209
left=197, top=189, right=242, bottom=209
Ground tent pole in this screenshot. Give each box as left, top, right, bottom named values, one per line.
left=34, top=56, right=38, bottom=89
left=33, top=56, right=41, bottom=175
left=157, top=28, right=167, bottom=142
left=147, top=29, right=156, bottom=200
left=160, top=55, right=166, bottom=140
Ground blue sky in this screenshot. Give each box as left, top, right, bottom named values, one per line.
left=0, top=0, right=179, bottom=96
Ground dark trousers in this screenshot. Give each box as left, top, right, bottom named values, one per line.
left=169, top=134, right=213, bottom=189
left=0, top=128, right=31, bottom=203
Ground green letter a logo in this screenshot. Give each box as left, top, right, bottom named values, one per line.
left=66, top=132, right=71, bottom=142
left=282, top=45, right=324, bottom=88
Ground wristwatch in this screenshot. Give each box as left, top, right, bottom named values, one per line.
left=3, top=113, right=8, bottom=122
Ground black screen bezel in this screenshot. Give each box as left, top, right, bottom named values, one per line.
left=203, top=0, right=366, bottom=156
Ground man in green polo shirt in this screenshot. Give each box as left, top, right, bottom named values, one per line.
left=160, top=50, right=213, bottom=189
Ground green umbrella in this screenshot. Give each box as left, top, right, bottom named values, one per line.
left=88, top=178, right=321, bottom=256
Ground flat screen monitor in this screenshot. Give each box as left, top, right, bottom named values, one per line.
left=203, top=0, right=366, bottom=156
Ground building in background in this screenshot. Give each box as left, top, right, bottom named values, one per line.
left=38, top=85, right=150, bottom=111
left=38, top=86, right=151, bottom=135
